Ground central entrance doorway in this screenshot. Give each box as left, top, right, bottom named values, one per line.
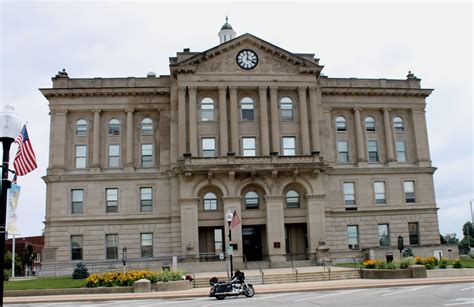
left=242, top=226, right=264, bottom=261
left=285, top=223, right=308, bottom=260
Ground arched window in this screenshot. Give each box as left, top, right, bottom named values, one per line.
left=365, top=116, right=376, bottom=132
left=241, top=97, right=255, bottom=120
left=393, top=116, right=404, bottom=132
left=141, top=118, right=153, bottom=135
left=336, top=116, right=347, bottom=132
left=75, top=119, right=88, bottom=136
left=203, top=192, right=217, bottom=211
left=286, top=190, right=300, bottom=208
left=201, top=97, right=215, bottom=121
left=244, top=191, right=259, bottom=209
left=108, top=118, right=120, bottom=136
left=280, top=97, right=294, bottom=120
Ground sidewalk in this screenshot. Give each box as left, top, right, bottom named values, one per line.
left=5, top=275, right=473, bottom=304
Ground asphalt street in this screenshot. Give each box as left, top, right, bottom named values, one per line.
left=6, top=283, right=474, bottom=307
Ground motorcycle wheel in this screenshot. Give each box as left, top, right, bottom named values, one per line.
left=244, top=285, right=255, bottom=297
left=215, top=294, right=226, bottom=300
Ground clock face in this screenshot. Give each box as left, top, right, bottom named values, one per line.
left=236, top=49, right=258, bottom=70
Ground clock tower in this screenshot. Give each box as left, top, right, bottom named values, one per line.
left=218, top=16, right=236, bottom=44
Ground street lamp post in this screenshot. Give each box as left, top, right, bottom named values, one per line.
left=225, top=210, right=234, bottom=279
left=122, top=246, right=127, bottom=274
left=0, top=106, right=23, bottom=306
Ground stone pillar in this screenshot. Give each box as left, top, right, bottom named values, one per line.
left=92, top=109, right=101, bottom=168
left=354, top=108, right=366, bottom=162
left=306, top=194, right=326, bottom=261
left=229, top=86, right=239, bottom=154
left=51, top=110, right=68, bottom=168
left=179, top=197, right=200, bottom=259
left=188, top=86, right=198, bottom=156
left=298, top=86, right=310, bottom=155
left=258, top=86, right=270, bottom=156
left=218, top=86, right=228, bottom=156
left=383, top=108, right=396, bottom=162
left=177, top=86, right=187, bottom=157
left=269, top=86, right=280, bottom=154
left=309, top=86, right=321, bottom=154
left=265, top=196, right=286, bottom=263
left=125, top=109, right=134, bottom=166
left=321, top=109, right=335, bottom=162
left=411, top=108, right=431, bottom=166
left=169, top=83, right=178, bottom=164
left=222, top=197, right=243, bottom=262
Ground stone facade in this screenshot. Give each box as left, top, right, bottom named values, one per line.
left=40, top=30, right=445, bottom=275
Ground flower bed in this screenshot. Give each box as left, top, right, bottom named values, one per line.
left=86, top=270, right=185, bottom=288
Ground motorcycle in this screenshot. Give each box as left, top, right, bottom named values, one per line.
left=209, top=270, right=255, bottom=300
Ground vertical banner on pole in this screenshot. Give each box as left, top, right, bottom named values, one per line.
left=7, top=183, right=21, bottom=236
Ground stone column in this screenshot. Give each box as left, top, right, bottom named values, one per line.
left=298, top=86, right=310, bottom=155
left=222, top=197, right=243, bottom=263
left=383, top=108, right=396, bottom=162
left=258, top=86, right=270, bottom=156
left=179, top=197, right=200, bottom=259
left=270, top=86, right=280, bottom=154
left=411, top=108, right=431, bottom=166
left=177, top=86, right=187, bottom=157
left=169, top=83, right=178, bottom=164
left=321, top=109, right=335, bottom=162
left=92, top=109, right=101, bottom=168
left=229, top=86, right=239, bottom=154
left=306, top=194, right=326, bottom=261
left=265, top=196, right=286, bottom=263
left=188, top=86, right=198, bottom=156
left=218, top=86, right=228, bottom=156
left=354, top=108, right=366, bottom=162
left=309, top=86, right=321, bottom=154
left=125, top=109, right=134, bottom=166
left=51, top=110, right=68, bottom=168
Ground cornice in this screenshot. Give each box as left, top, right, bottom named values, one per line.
left=40, top=87, right=170, bottom=98
left=329, top=166, right=436, bottom=175
left=321, top=87, right=433, bottom=97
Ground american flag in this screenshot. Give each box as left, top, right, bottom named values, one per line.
left=230, top=210, right=241, bottom=228
left=13, top=125, right=37, bottom=176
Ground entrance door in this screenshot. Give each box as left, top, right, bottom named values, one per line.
left=242, top=226, right=263, bottom=261
left=285, top=223, right=308, bottom=260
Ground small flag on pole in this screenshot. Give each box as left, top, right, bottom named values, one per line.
left=13, top=125, right=38, bottom=176
left=230, top=210, right=240, bottom=228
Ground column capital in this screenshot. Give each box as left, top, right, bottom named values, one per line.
left=269, top=86, right=278, bottom=94
left=258, top=86, right=268, bottom=94
left=229, top=86, right=238, bottom=95
left=188, top=86, right=197, bottom=95
left=309, top=86, right=317, bottom=94
left=383, top=108, right=391, bottom=113
left=218, top=86, right=227, bottom=94
left=92, top=109, right=101, bottom=114
left=353, top=107, right=362, bottom=113
left=411, top=107, right=424, bottom=113
left=178, top=86, right=186, bottom=94
left=125, top=108, right=134, bottom=113
left=298, top=86, right=307, bottom=94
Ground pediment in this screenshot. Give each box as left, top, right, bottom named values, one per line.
left=170, top=33, right=323, bottom=76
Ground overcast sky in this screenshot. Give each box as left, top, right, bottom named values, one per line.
left=0, top=1, right=472, bottom=240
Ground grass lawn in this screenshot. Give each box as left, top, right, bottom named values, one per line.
left=448, top=258, right=474, bottom=268
left=4, top=277, right=87, bottom=290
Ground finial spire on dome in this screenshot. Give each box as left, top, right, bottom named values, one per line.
left=218, top=15, right=236, bottom=44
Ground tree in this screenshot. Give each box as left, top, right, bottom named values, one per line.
left=459, top=221, right=474, bottom=254
left=444, top=233, right=459, bottom=244
left=20, top=245, right=36, bottom=276
left=4, top=251, right=22, bottom=276
left=72, top=262, right=89, bottom=279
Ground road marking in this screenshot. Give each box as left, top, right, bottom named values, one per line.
left=444, top=298, right=474, bottom=306
left=460, top=286, right=474, bottom=291
left=381, top=285, right=431, bottom=296
left=294, top=289, right=366, bottom=302
left=150, top=297, right=211, bottom=305
left=254, top=292, right=302, bottom=300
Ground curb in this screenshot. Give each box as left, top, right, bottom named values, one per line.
left=4, top=277, right=474, bottom=304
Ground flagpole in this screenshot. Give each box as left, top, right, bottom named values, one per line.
left=12, top=234, right=16, bottom=278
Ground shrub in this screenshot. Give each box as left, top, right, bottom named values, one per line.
left=469, top=253, right=474, bottom=260
left=424, top=256, right=438, bottom=270
left=385, top=261, right=398, bottom=269
left=86, top=269, right=185, bottom=288
left=400, top=257, right=415, bottom=269
left=72, top=262, right=90, bottom=279
left=4, top=269, right=10, bottom=281
left=453, top=260, right=463, bottom=269
left=438, top=257, right=448, bottom=269
left=363, top=259, right=377, bottom=269
left=375, top=261, right=387, bottom=269
left=415, top=256, right=423, bottom=265
left=403, top=247, right=414, bottom=257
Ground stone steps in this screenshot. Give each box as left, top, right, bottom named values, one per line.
left=192, top=270, right=361, bottom=288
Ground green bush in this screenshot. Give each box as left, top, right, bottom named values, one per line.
left=453, top=259, right=463, bottom=268
left=375, top=261, right=387, bottom=269
left=385, top=261, right=398, bottom=269
left=72, top=262, right=90, bottom=279
left=4, top=269, right=10, bottom=281
left=438, top=257, right=448, bottom=269
left=400, top=257, right=415, bottom=269
left=469, top=253, right=474, bottom=260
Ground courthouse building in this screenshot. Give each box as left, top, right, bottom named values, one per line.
left=40, top=21, right=452, bottom=274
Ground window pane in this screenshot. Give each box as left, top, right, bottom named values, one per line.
left=409, top=222, right=420, bottom=245
left=241, top=97, right=255, bottom=120
left=76, top=119, right=88, bottom=136
left=365, top=116, right=375, bottom=131
left=75, top=145, right=87, bottom=168
left=106, top=234, right=118, bottom=260
left=141, top=233, right=153, bottom=258
left=336, top=116, right=347, bottom=131
left=72, top=189, right=84, bottom=214
left=404, top=181, right=416, bottom=203
left=71, top=235, right=83, bottom=260
left=245, top=191, right=259, bottom=209
left=396, top=141, right=406, bottom=162
left=140, top=187, right=153, bottom=212
left=280, top=97, right=293, bottom=120
left=141, top=118, right=153, bottom=135
left=204, top=192, right=218, bottom=211
left=201, top=138, right=216, bottom=157
left=374, top=182, right=386, bottom=204
left=344, top=183, right=355, bottom=206
left=201, top=98, right=215, bottom=121
left=108, top=119, right=120, bottom=135
left=106, top=188, right=118, bottom=213
left=378, top=224, right=390, bottom=247
left=337, top=141, right=349, bottom=162
left=243, top=137, right=256, bottom=156
left=368, top=141, right=379, bottom=162
left=283, top=137, right=296, bottom=156
left=108, top=145, right=120, bottom=167
left=286, top=190, right=300, bottom=208
left=141, top=144, right=153, bottom=167
left=393, top=117, right=404, bottom=132
left=347, top=226, right=359, bottom=249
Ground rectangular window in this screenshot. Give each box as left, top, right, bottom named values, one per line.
left=396, top=141, right=407, bottom=162
left=404, top=180, right=416, bottom=203
left=75, top=145, right=87, bottom=168
left=241, top=101, right=254, bottom=120
left=347, top=225, right=359, bottom=250
left=105, top=234, right=118, bottom=260
left=201, top=101, right=215, bottom=121
left=71, top=189, right=84, bottom=214
left=201, top=138, right=216, bottom=157
left=140, top=187, right=153, bottom=212
left=141, top=144, right=153, bottom=167
left=282, top=137, right=296, bottom=156
left=367, top=140, right=379, bottom=162
left=71, top=235, right=83, bottom=261
left=242, top=137, right=256, bottom=156
left=378, top=224, right=390, bottom=247
left=214, top=229, right=223, bottom=253
left=280, top=101, right=293, bottom=120
left=337, top=141, right=349, bottom=162
left=108, top=144, right=120, bottom=167
left=408, top=222, right=420, bottom=245
left=374, top=181, right=386, bottom=204
left=343, top=182, right=356, bottom=206
left=106, top=188, right=118, bottom=213
left=141, top=233, right=153, bottom=258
